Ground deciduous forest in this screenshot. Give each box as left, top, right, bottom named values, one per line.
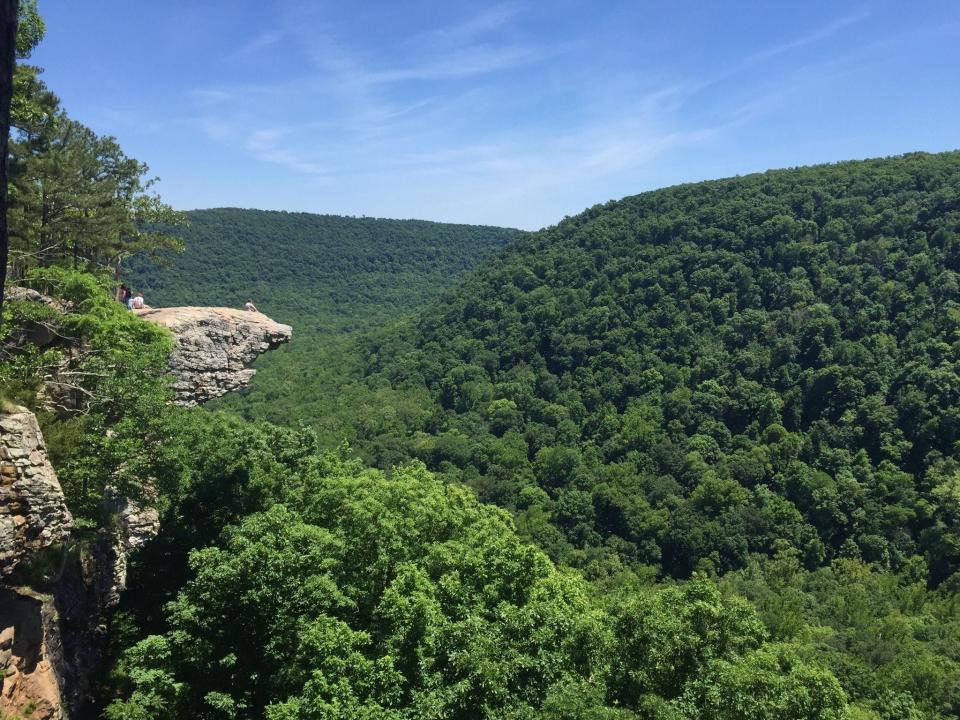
left=1, top=3, right=959, bottom=719
left=124, top=208, right=521, bottom=429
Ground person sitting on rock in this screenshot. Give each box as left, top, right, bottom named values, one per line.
left=244, top=299, right=258, bottom=312
left=131, top=292, right=146, bottom=310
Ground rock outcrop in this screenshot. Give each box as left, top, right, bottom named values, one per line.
left=0, top=589, right=66, bottom=720
left=96, top=489, right=160, bottom=610
left=0, top=409, right=164, bottom=719
left=0, top=305, right=291, bottom=717
left=135, top=307, right=292, bottom=406
left=0, top=409, right=72, bottom=719
left=0, top=409, right=73, bottom=578
left=3, top=288, right=71, bottom=350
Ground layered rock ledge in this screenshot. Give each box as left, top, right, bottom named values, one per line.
left=135, top=307, right=292, bottom=406
left=0, top=409, right=72, bottom=719
left=0, top=409, right=73, bottom=578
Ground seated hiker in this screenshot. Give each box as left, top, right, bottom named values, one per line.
left=244, top=299, right=258, bottom=312
left=130, top=292, right=146, bottom=310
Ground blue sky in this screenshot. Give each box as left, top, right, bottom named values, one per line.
left=33, top=0, right=960, bottom=230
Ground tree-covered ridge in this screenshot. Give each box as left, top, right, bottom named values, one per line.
left=339, top=151, right=960, bottom=585
left=4, top=4, right=954, bottom=717
left=126, top=208, right=522, bottom=334
left=0, top=271, right=853, bottom=719
left=3, top=270, right=947, bottom=720
left=123, top=208, right=522, bottom=427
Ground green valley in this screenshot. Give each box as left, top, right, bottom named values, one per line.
left=2, top=2, right=960, bottom=718
left=151, top=151, right=960, bottom=718
left=125, top=209, right=521, bottom=427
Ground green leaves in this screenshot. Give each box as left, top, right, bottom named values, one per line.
left=679, top=643, right=847, bottom=720
left=8, top=59, right=184, bottom=277
left=107, top=450, right=848, bottom=719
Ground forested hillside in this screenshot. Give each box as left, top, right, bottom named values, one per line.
left=254, top=152, right=960, bottom=717
left=5, top=3, right=959, bottom=718
left=124, top=209, right=521, bottom=423
left=4, top=274, right=853, bottom=720
left=126, top=209, right=521, bottom=334
left=348, top=151, right=960, bottom=582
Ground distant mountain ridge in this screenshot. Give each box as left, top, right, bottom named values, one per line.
left=336, top=150, right=960, bottom=581
left=126, top=208, right=523, bottom=334
left=124, top=209, right=523, bottom=425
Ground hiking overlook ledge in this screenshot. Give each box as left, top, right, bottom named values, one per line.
left=135, top=307, right=292, bottom=406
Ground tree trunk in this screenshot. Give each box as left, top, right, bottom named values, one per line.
left=0, top=0, right=17, bottom=327
left=113, top=254, right=122, bottom=301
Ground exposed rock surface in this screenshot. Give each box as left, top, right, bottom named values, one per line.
left=0, top=409, right=163, bottom=719
left=0, top=409, right=73, bottom=577
left=0, top=409, right=71, bottom=719
left=135, top=307, right=292, bottom=406
left=4, top=287, right=68, bottom=309
left=3, top=287, right=71, bottom=350
left=0, top=589, right=66, bottom=720
left=97, top=489, right=160, bottom=610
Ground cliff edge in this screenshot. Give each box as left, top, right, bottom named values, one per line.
left=0, top=301, right=292, bottom=717
left=134, top=307, right=292, bottom=406
left=0, top=409, right=72, bottom=578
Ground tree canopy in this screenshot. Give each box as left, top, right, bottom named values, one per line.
left=6, top=35, right=183, bottom=281
left=3, top=7, right=959, bottom=717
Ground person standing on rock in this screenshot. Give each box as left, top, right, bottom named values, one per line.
left=118, top=284, right=131, bottom=306
left=244, top=299, right=258, bottom=312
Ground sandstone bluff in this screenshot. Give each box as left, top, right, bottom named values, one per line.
left=0, top=409, right=72, bottom=720
left=0, top=409, right=72, bottom=579
left=134, top=306, right=292, bottom=406
left=0, top=304, right=291, bottom=718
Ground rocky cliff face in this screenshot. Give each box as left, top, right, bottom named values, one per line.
left=0, top=409, right=73, bottom=720
left=0, top=304, right=291, bottom=718
left=135, top=307, right=292, bottom=406
left=0, top=589, right=66, bottom=720
left=0, top=409, right=73, bottom=578
left=0, top=411, right=162, bottom=720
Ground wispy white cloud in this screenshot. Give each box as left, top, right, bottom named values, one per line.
left=183, top=3, right=888, bottom=228
left=410, top=2, right=523, bottom=47
left=189, top=88, right=235, bottom=106
left=360, top=43, right=549, bottom=84
left=744, top=8, right=868, bottom=66
left=711, top=7, right=870, bottom=84
left=229, top=29, right=286, bottom=60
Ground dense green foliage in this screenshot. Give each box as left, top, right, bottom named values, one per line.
left=124, top=209, right=521, bottom=426
left=126, top=208, right=521, bottom=334
left=332, top=151, right=960, bottom=585
left=7, top=60, right=182, bottom=281
left=1, top=268, right=175, bottom=520
left=722, top=552, right=960, bottom=719
left=0, top=278, right=853, bottom=718
left=213, top=152, right=960, bottom=716
left=6, top=6, right=956, bottom=718
left=102, top=427, right=847, bottom=720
